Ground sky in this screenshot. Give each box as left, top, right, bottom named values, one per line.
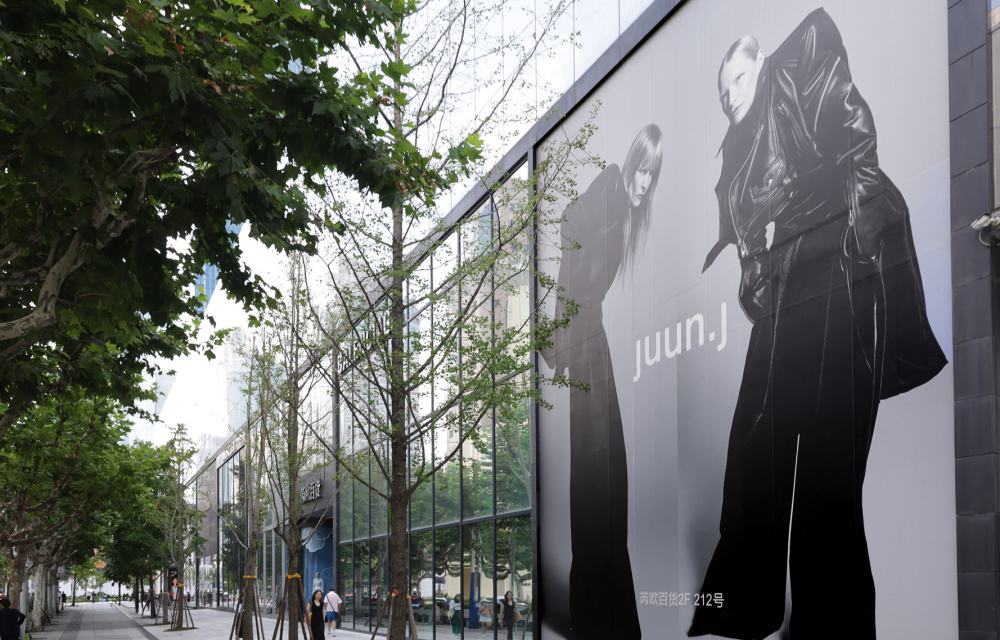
left=134, top=0, right=660, bottom=458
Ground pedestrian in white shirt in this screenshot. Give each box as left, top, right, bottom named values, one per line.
left=324, top=588, right=343, bottom=637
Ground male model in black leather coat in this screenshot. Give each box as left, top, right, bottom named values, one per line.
left=689, top=9, right=946, bottom=639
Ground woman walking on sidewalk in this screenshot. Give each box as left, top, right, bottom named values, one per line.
left=308, top=590, right=325, bottom=640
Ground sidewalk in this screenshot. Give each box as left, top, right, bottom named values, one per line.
left=116, top=602, right=376, bottom=640
left=28, top=602, right=152, bottom=640
left=28, top=602, right=471, bottom=640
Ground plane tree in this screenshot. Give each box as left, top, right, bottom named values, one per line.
left=0, top=0, right=419, bottom=441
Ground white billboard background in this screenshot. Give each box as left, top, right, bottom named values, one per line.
left=537, top=0, right=957, bottom=638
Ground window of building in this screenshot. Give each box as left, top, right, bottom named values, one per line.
left=337, top=159, right=535, bottom=638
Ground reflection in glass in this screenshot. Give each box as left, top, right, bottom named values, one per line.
left=340, top=544, right=355, bottom=627
left=435, top=527, right=462, bottom=637
left=340, top=476, right=354, bottom=542
left=218, top=451, right=245, bottom=610
left=496, top=374, right=531, bottom=514
left=435, top=426, right=461, bottom=525
left=273, top=532, right=284, bottom=612
left=372, top=466, right=388, bottom=537
left=354, top=465, right=370, bottom=540
left=199, top=555, right=218, bottom=608
left=263, top=530, right=273, bottom=613
left=496, top=516, right=532, bottom=640
left=371, top=538, right=390, bottom=631
left=434, top=260, right=462, bottom=526
left=355, top=542, right=370, bottom=631
left=409, top=532, right=435, bottom=638
left=463, top=410, right=494, bottom=519
left=464, top=522, right=496, bottom=638
left=434, top=231, right=459, bottom=291
left=410, top=439, right=433, bottom=529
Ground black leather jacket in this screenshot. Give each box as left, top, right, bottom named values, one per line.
left=709, top=8, right=886, bottom=269
left=705, top=8, right=946, bottom=399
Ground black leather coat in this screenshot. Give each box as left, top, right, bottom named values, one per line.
left=703, top=8, right=945, bottom=399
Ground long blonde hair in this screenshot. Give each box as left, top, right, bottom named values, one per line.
left=620, top=124, right=663, bottom=278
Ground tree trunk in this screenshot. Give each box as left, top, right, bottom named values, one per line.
left=286, top=486, right=301, bottom=640
left=171, top=564, right=185, bottom=630
left=149, top=574, right=156, bottom=618
left=48, top=566, right=57, bottom=620
left=286, top=533, right=301, bottom=640
left=30, top=563, right=47, bottom=630
left=134, top=577, right=139, bottom=613
left=6, top=551, right=26, bottom=611
left=387, top=493, right=408, bottom=640
left=243, top=378, right=258, bottom=640
left=242, top=515, right=258, bottom=640
left=386, top=28, right=408, bottom=640
left=286, top=265, right=302, bottom=640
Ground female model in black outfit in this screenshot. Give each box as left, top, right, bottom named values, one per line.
left=545, top=124, right=663, bottom=640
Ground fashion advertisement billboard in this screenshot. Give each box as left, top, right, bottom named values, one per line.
left=536, top=1, right=957, bottom=639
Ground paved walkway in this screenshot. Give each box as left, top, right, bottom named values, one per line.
left=29, top=602, right=382, bottom=640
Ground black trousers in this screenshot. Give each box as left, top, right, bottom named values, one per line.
left=568, top=322, right=642, bottom=640
left=690, top=225, right=885, bottom=640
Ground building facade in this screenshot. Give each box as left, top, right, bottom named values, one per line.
left=344, top=0, right=997, bottom=638
left=190, top=0, right=1000, bottom=637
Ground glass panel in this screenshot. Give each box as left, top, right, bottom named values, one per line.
left=435, top=527, right=461, bottom=638
left=274, top=531, right=285, bottom=613
left=409, top=532, right=436, bottom=638
left=371, top=538, right=390, bottom=633
left=494, top=163, right=532, bottom=374
left=340, top=544, right=355, bottom=627
left=410, top=438, right=433, bottom=529
left=409, top=308, right=433, bottom=421
left=340, top=473, right=354, bottom=542
left=435, top=435, right=461, bottom=525
left=462, top=409, right=494, bottom=520
left=257, top=540, right=265, bottom=612
left=496, top=516, right=532, bottom=640
left=433, top=231, right=459, bottom=292
left=433, top=233, right=462, bottom=526
left=264, top=531, right=273, bottom=614
left=355, top=542, right=371, bottom=631
left=200, top=555, right=218, bottom=608
left=354, top=464, right=370, bottom=540
left=494, top=269, right=530, bottom=366
left=496, top=372, right=531, bottom=514
left=208, top=553, right=219, bottom=607
left=464, top=522, right=496, bottom=637
left=371, top=457, right=388, bottom=537
left=460, top=199, right=496, bottom=522
left=218, top=452, right=245, bottom=610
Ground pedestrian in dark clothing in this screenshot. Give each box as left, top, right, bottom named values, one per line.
left=499, top=592, right=518, bottom=640
left=0, top=597, right=27, bottom=640
left=308, top=590, right=325, bottom=640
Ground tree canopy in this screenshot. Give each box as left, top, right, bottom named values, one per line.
left=0, top=0, right=420, bottom=438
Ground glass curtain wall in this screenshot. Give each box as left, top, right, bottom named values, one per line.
left=338, top=162, right=535, bottom=639
left=254, top=527, right=286, bottom=615
left=218, top=450, right=246, bottom=610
